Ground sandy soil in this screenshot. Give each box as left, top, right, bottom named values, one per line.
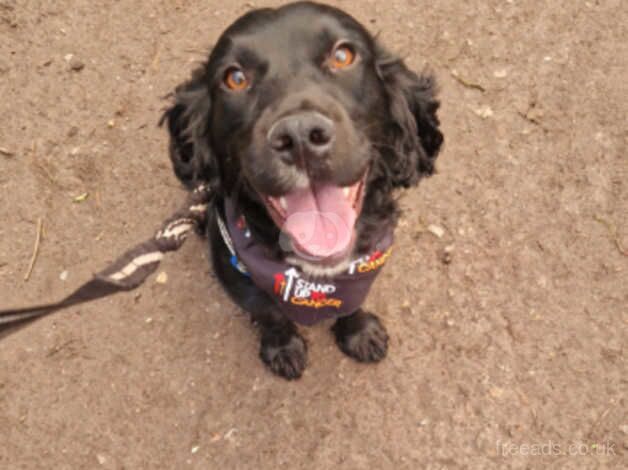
left=0, top=0, right=626, bottom=468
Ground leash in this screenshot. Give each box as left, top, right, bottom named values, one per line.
left=0, top=184, right=213, bottom=336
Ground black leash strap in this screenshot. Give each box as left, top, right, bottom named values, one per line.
left=0, top=184, right=212, bottom=335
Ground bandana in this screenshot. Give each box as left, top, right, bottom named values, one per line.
left=218, top=198, right=394, bottom=326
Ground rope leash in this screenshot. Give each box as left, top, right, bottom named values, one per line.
left=0, top=184, right=213, bottom=335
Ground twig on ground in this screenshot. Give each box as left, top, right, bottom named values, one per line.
left=593, top=215, right=628, bottom=256
left=151, top=43, right=161, bottom=72
left=24, top=218, right=43, bottom=281
left=450, top=69, right=485, bottom=92
left=46, top=339, right=76, bottom=358
left=183, top=47, right=208, bottom=55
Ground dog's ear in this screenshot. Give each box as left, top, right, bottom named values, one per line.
left=160, top=65, right=220, bottom=191
left=377, top=49, right=443, bottom=187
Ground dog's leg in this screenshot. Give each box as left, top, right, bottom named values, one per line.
left=251, top=305, right=308, bottom=380
left=209, top=211, right=307, bottom=380
left=331, top=309, right=389, bottom=362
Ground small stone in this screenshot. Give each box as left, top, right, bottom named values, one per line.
left=440, top=245, right=454, bottom=264
left=493, top=69, right=508, bottom=78
left=72, top=193, right=89, bottom=203
left=107, top=119, right=116, bottom=128
left=69, top=56, right=85, bottom=71
left=0, top=147, right=14, bottom=157
left=96, top=454, right=107, bottom=465
left=155, top=271, right=168, bottom=284
left=427, top=224, right=445, bottom=238
left=526, top=107, right=544, bottom=121
left=59, top=270, right=69, bottom=281
left=191, top=445, right=200, bottom=454
left=473, top=105, right=494, bottom=119
left=620, top=424, right=628, bottom=434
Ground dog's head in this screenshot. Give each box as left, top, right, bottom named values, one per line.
left=164, top=1, right=442, bottom=270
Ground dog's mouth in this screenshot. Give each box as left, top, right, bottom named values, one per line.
left=261, top=173, right=367, bottom=263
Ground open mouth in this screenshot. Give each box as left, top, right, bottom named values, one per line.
left=262, top=173, right=367, bottom=263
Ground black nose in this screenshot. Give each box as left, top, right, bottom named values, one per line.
left=267, top=112, right=335, bottom=165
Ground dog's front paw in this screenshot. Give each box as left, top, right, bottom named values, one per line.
left=260, top=327, right=307, bottom=380
left=332, top=310, right=389, bottom=363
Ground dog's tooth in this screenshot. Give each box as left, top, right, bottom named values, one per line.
left=343, top=187, right=351, bottom=198
left=279, top=197, right=287, bottom=210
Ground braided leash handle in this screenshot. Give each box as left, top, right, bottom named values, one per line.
left=0, top=184, right=213, bottom=335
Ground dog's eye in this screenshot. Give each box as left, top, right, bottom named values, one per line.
left=224, top=67, right=249, bottom=91
left=330, top=44, right=356, bottom=70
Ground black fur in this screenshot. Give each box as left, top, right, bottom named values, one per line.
left=161, top=1, right=442, bottom=379
left=332, top=309, right=389, bottom=362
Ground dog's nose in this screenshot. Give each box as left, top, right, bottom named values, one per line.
left=268, top=112, right=335, bottom=165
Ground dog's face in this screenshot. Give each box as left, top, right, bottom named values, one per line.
left=165, top=1, right=443, bottom=270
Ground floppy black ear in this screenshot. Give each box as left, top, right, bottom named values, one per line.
left=160, top=65, right=220, bottom=191
left=377, top=51, right=443, bottom=186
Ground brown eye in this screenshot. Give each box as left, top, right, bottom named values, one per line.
left=224, top=67, right=249, bottom=91
left=330, top=44, right=356, bottom=70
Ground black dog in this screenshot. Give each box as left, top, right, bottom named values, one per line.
left=162, top=1, right=442, bottom=379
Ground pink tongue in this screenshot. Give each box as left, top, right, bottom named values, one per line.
left=282, top=183, right=356, bottom=259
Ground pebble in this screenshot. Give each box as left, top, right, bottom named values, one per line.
left=0, top=147, right=14, bottom=157
left=441, top=244, right=455, bottom=264
left=473, top=105, right=494, bottom=119
left=59, top=270, right=69, bottom=281
left=69, top=56, right=85, bottom=71
left=427, top=224, right=445, bottom=238
left=155, top=271, right=168, bottom=284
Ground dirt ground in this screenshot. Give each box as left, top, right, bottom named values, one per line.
left=0, top=0, right=626, bottom=468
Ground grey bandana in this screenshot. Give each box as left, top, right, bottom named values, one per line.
left=220, top=198, right=394, bottom=326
